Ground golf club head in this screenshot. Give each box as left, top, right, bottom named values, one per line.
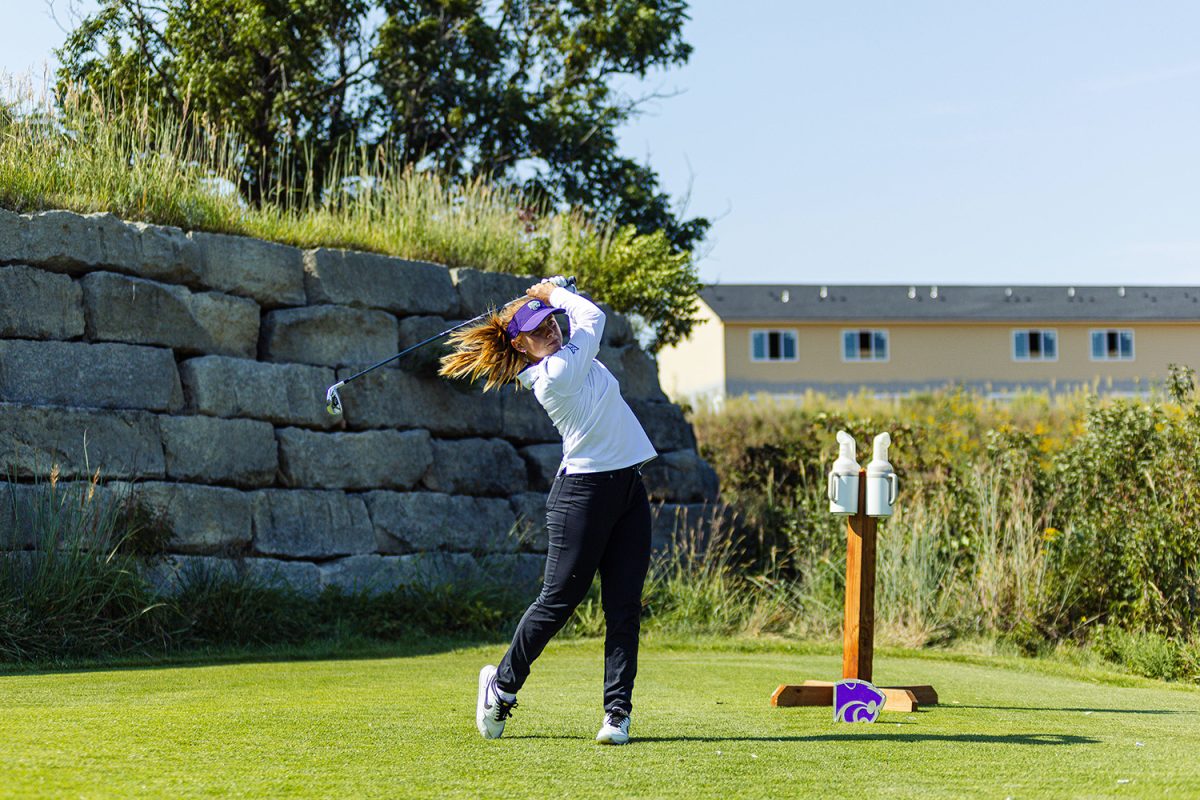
left=325, top=383, right=344, bottom=416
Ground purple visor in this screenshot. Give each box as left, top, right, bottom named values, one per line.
left=506, top=299, right=565, bottom=339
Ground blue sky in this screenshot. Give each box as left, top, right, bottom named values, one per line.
left=4, top=1, right=1199, bottom=287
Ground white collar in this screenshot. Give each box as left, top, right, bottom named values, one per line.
left=516, top=363, right=539, bottom=389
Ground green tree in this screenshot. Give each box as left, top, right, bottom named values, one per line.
left=58, top=0, right=370, bottom=203
left=57, top=0, right=708, bottom=251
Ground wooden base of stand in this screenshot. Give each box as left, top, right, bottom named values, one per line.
left=771, top=680, right=939, bottom=713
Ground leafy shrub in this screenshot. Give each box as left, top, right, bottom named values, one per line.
left=1090, top=625, right=1199, bottom=682
left=1049, top=365, right=1200, bottom=634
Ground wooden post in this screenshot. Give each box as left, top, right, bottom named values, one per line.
left=771, top=447, right=935, bottom=712
left=842, top=469, right=876, bottom=682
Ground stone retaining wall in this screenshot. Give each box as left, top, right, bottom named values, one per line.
left=0, top=208, right=719, bottom=598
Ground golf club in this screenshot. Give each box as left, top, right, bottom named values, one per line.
left=325, top=276, right=576, bottom=415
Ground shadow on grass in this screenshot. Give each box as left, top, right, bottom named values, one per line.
left=508, top=732, right=1098, bottom=745
left=950, top=705, right=1189, bottom=715
left=632, top=733, right=1100, bottom=745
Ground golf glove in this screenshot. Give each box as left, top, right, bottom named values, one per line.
left=543, top=275, right=578, bottom=293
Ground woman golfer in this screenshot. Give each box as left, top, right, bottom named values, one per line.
left=440, top=277, right=657, bottom=745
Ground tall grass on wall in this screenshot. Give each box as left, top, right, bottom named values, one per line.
left=0, top=81, right=700, bottom=347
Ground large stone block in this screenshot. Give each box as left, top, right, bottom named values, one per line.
left=396, top=315, right=459, bottom=375
left=113, top=480, right=253, bottom=555
left=81, top=271, right=259, bottom=358
left=188, top=231, right=306, bottom=308
left=244, top=557, right=322, bottom=596
left=477, top=553, right=546, bottom=595
left=599, top=344, right=668, bottom=402
left=500, top=389, right=559, bottom=444
left=160, top=415, right=278, bottom=487
left=363, top=491, right=518, bottom=554
left=641, top=450, right=720, bottom=503
left=0, top=339, right=183, bottom=411
left=450, top=267, right=534, bottom=317
left=336, top=366, right=503, bottom=437
left=628, top=399, right=697, bottom=452
left=179, top=356, right=337, bottom=429
left=11, top=211, right=203, bottom=284
left=303, top=248, right=458, bottom=315
left=422, top=438, right=526, bottom=496
left=251, top=490, right=374, bottom=558
left=127, top=221, right=205, bottom=286
left=260, top=305, right=398, bottom=368
left=319, top=552, right=484, bottom=595
left=0, top=265, right=84, bottom=339
left=318, top=554, right=392, bottom=595
left=600, top=305, right=635, bottom=347
left=0, top=481, right=123, bottom=550
left=0, top=403, right=165, bottom=480
left=140, top=554, right=238, bottom=597
left=140, top=554, right=321, bottom=597
left=518, top=443, right=562, bottom=491
left=0, top=207, right=29, bottom=264
left=318, top=553, right=404, bottom=595
left=509, top=491, right=548, bottom=553
left=276, top=427, right=432, bottom=490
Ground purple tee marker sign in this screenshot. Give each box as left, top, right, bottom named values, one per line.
left=834, top=679, right=886, bottom=723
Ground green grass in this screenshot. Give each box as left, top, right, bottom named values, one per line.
left=1, top=638, right=1196, bottom=799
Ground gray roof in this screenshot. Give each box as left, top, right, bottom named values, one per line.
left=700, top=284, right=1200, bottom=322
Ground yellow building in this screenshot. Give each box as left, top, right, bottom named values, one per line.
left=656, top=284, right=1200, bottom=402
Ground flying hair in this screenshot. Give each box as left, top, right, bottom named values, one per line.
left=439, top=301, right=531, bottom=392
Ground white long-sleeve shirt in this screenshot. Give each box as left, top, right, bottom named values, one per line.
left=515, top=287, right=657, bottom=474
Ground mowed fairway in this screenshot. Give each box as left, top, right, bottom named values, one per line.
left=1, top=640, right=1197, bottom=799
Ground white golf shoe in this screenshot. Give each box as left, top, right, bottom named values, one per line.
left=595, top=710, right=631, bottom=745
left=476, top=665, right=517, bottom=739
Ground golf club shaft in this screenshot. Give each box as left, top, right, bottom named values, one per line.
left=335, top=310, right=491, bottom=389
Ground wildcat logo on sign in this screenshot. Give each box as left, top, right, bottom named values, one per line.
left=833, top=679, right=886, bottom=723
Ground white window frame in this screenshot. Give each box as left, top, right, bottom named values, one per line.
left=1012, top=329, right=1059, bottom=362
left=841, top=329, right=890, bottom=363
left=1089, top=328, right=1135, bottom=362
left=749, top=329, right=799, bottom=363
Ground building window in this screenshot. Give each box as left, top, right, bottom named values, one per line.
left=1013, top=329, right=1057, bottom=361
left=1091, top=329, right=1134, bottom=361
left=842, top=329, right=889, bottom=362
left=750, top=330, right=798, bottom=362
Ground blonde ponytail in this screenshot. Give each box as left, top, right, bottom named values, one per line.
left=439, top=301, right=530, bottom=392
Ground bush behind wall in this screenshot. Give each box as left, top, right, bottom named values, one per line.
left=691, top=370, right=1200, bottom=672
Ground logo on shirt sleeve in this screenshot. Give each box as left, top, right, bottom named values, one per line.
left=563, top=342, right=579, bottom=354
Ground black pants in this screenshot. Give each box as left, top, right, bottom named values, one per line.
left=495, top=465, right=652, bottom=715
